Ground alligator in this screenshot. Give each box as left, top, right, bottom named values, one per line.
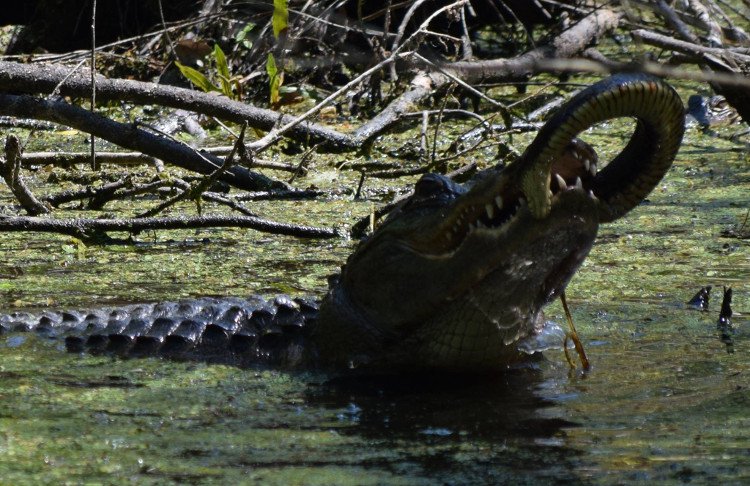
left=0, top=73, right=685, bottom=372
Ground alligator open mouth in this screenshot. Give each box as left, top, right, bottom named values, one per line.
left=438, top=138, right=600, bottom=254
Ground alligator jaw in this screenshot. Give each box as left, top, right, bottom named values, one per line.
left=407, top=139, right=599, bottom=258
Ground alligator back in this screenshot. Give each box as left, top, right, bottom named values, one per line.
left=0, top=295, right=319, bottom=368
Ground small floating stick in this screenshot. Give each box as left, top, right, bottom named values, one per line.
left=561, top=292, right=590, bottom=370
left=717, top=286, right=734, bottom=354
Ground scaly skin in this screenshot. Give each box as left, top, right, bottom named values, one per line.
left=0, top=74, right=685, bottom=372
left=314, top=73, right=685, bottom=372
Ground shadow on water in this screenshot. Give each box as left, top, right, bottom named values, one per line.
left=303, top=367, right=589, bottom=484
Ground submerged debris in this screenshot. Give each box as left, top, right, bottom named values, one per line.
left=716, top=286, right=734, bottom=354
left=687, top=286, right=712, bottom=311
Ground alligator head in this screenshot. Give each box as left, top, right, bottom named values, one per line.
left=315, top=73, right=685, bottom=372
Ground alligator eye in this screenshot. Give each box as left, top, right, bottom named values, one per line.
left=412, top=173, right=456, bottom=202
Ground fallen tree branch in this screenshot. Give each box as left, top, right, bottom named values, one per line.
left=632, top=29, right=750, bottom=65
left=0, top=214, right=339, bottom=240
left=24, top=151, right=157, bottom=168
left=0, top=7, right=620, bottom=155
left=350, top=8, right=622, bottom=144
left=0, top=93, right=288, bottom=191
left=45, top=177, right=136, bottom=208
left=19, top=148, right=301, bottom=173
left=0, top=135, right=51, bottom=216
left=532, top=57, right=750, bottom=88
left=441, top=8, right=623, bottom=83
left=654, top=0, right=702, bottom=44
left=137, top=123, right=248, bottom=218
left=0, top=60, right=354, bottom=150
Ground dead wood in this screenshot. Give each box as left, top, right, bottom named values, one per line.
left=350, top=8, right=622, bottom=144
left=632, top=29, right=750, bottom=65
left=442, top=9, right=623, bottom=83
left=0, top=93, right=288, bottom=192
left=0, top=214, right=339, bottom=241
left=137, top=124, right=247, bottom=218
left=0, top=8, right=620, bottom=157
left=45, top=178, right=169, bottom=210
left=20, top=149, right=301, bottom=173
left=0, top=60, right=355, bottom=150
left=0, top=135, right=50, bottom=216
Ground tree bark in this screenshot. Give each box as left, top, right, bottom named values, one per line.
left=0, top=93, right=288, bottom=191
left=0, top=60, right=355, bottom=150
left=0, top=214, right=338, bottom=240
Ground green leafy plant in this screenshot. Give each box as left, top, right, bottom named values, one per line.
left=266, top=53, right=282, bottom=107
left=235, top=23, right=255, bottom=50
left=272, top=0, right=288, bottom=38
left=268, top=0, right=288, bottom=107
left=175, top=44, right=242, bottom=100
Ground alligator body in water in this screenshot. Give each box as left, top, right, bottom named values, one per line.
left=0, top=74, right=685, bottom=372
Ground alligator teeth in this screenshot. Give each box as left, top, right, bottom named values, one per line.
left=468, top=222, right=477, bottom=231
left=485, top=203, right=495, bottom=219
left=574, top=177, right=583, bottom=190
left=590, top=162, right=597, bottom=176
left=554, top=173, right=567, bottom=190
left=583, top=158, right=591, bottom=172
left=495, top=196, right=503, bottom=209
left=588, top=189, right=598, bottom=201
left=572, top=150, right=580, bottom=160
left=476, top=221, right=485, bottom=229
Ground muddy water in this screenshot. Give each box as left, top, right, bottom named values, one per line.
left=0, top=113, right=747, bottom=484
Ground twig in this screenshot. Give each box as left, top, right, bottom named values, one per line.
left=430, top=84, right=454, bottom=168
left=354, top=172, right=367, bottom=200
left=232, top=189, right=323, bottom=202
left=686, top=0, right=723, bottom=46
left=459, top=4, right=473, bottom=60
left=532, top=57, right=750, bottom=88
left=0, top=135, right=50, bottom=216
left=137, top=123, right=248, bottom=218
left=244, top=51, right=406, bottom=153
left=391, top=0, right=432, bottom=68
left=0, top=116, right=60, bottom=131
left=561, top=291, right=590, bottom=371
left=401, top=108, right=486, bottom=123
left=654, top=0, right=701, bottom=43
left=19, top=149, right=300, bottom=173
left=288, top=144, right=317, bottom=183
left=46, top=177, right=132, bottom=208
left=412, top=52, right=510, bottom=111
left=632, top=29, right=750, bottom=64
left=90, top=0, right=98, bottom=170
left=246, top=0, right=470, bottom=154
left=420, top=111, right=429, bottom=161
left=0, top=93, right=285, bottom=191
left=0, top=60, right=353, bottom=150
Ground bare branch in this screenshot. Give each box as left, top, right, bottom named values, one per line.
left=0, top=93, right=287, bottom=191
left=0, top=214, right=339, bottom=241
left=0, top=60, right=354, bottom=150
left=0, top=135, right=50, bottom=216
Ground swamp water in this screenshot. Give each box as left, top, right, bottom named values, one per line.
left=0, top=119, right=748, bottom=485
